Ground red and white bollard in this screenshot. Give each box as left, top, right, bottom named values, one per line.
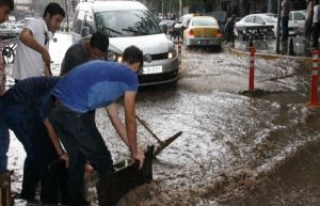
left=248, top=46, right=256, bottom=91
left=307, top=49, right=320, bottom=107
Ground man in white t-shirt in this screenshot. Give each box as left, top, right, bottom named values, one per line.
left=12, top=2, right=65, bottom=82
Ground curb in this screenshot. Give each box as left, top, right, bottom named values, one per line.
left=227, top=46, right=313, bottom=63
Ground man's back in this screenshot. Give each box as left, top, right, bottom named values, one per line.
left=3, top=76, right=59, bottom=104
left=60, top=42, right=90, bottom=76
left=52, top=60, right=138, bottom=113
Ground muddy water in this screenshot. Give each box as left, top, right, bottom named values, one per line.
left=7, top=39, right=320, bottom=205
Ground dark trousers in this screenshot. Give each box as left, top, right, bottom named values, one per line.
left=305, top=18, right=313, bottom=41
left=49, top=104, right=114, bottom=206
left=282, top=16, right=289, bottom=41
left=313, top=22, right=320, bottom=48
left=0, top=101, right=59, bottom=203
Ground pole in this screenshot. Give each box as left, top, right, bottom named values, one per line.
left=307, top=50, right=320, bottom=107
left=65, top=0, right=69, bottom=32
left=275, top=0, right=281, bottom=53
left=179, top=0, right=182, bottom=18
left=162, top=0, right=164, bottom=19
left=249, top=46, right=256, bottom=91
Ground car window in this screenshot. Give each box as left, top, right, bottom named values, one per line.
left=263, top=16, right=275, bottom=23
left=295, top=13, right=305, bottom=20
left=244, top=16, right=254, bottom=23
left=255, top=16, right=264, bottom=24
left=192, top=18, right=217, bottom=26
left=95, top=10, right=162, bottom=37
left=289, top=12, right=293, bottom=20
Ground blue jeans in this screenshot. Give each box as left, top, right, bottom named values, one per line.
left=0, top=113, right=9, bottom=172
left=0, top=99, right=59, bottom=203
left=49, top=104, right=114, bottom=206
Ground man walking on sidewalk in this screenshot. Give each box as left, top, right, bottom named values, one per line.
left=312, top=0, right=320, bottom=48
left=281, top=0, right=291, bottom=42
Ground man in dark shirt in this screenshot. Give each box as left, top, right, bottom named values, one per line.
left=0, top=77, right=64, bottom=204
left=60, top=31, right=109, bottom=75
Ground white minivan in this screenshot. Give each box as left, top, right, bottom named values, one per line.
left=72, top=0, right=179, bottom=86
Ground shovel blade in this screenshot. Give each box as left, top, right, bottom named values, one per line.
left=96, top=146, right=154, bottom=206
left=154, top=131, right=182, bottom=156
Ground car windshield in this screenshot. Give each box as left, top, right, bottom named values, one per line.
left=95, top=10, right=162, bottom=37
left=192, top=18, right=217, bottom=26
left=211, top=12, right=227, bottom=22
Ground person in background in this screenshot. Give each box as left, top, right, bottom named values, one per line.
left=0, top=0, right=15, bottom=173
left=12, top=2, right=65, bottom=82
left=223, top=14, right=236, bottom=46
left=0, top=77, right=66, bottom=204
left=281, top=0, right=291, bottom=42
left=305, top=0, right=315, bottom=42
left=312, top=0, right=320, bottom=48
left=46, top=46, right=145, bottom=206
left=60, top=31, right=109, bottom=76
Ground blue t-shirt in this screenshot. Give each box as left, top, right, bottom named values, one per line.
left=52, top=60, right=138, bottom=113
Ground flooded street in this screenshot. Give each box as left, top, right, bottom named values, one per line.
left=6, top=33, right=320, bottom=205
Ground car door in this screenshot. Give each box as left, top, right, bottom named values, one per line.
left=290, top=12, right=305, bottom=29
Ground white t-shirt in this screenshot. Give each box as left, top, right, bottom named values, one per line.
left=12, top=17, right=49, bottom=80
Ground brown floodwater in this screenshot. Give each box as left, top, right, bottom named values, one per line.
left=8, top=36, right=320, bottom=206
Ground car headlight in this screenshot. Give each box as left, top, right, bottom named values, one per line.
left=107, top=50, right=122, bottom=62
left=168, top=48, right=177, bottom=59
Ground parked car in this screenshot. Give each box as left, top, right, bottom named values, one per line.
left=173, top=13, right=200, bottom=39
left=183, top=16, right=223, bottom=49
left=60, top=20, right=73, bottom=32
left=72, top=0, right=179, bottom=86
left=0, top=22, right=21, bottom=39
left=159, top=19, right=176, bottom=34
left=206, top=11, right=227, bottom=33
left=235, top=13, right=276, bottom=39
left=286, top=10, right=306, bottom=35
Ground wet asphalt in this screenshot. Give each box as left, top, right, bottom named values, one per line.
left=6, top=33, right=320, bottom=206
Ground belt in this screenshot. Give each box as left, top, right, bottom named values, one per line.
left=50, top=95, right=64, bottom=107
left=55, top=98, right=64, bottom=107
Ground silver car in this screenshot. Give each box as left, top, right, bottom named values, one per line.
left=72, top=1, right=179, bottom=86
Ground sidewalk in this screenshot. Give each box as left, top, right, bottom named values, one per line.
left=231, top=35, right=314, bottom=61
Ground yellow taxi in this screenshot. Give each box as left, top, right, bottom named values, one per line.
left=183, top=16, right=223, bottom=49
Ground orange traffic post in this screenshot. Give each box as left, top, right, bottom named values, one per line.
left=307, top=49, right=320, bottom=107
left=248, top=46, right=256, bottom=91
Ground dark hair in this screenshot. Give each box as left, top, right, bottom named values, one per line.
left=0, top=0, right=14, bottom=11
left=90, top=32, right=109, bottom=52
left=43, top=2, right=65, bottom=18
left=122, top=46, right=143, bottom=67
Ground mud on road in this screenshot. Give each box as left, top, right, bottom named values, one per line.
left=7, top=40, right=320, bottom=206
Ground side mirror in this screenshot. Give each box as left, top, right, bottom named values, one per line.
left=81, top=27, right=90, bottom=37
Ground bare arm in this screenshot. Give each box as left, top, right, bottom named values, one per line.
left=105, top=103, right=129, bottom=146
left=43, top=118, right=69, bottom=166
left=19, top=28, right=51, bottom=73
left=123, top=91, right=145, bottom=168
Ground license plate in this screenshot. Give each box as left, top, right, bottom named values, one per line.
left=143, top=66, right=163, bottom=74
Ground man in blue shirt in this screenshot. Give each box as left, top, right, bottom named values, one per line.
left=0, top=77, right=64, bottom=204
left=47, top=45, right=145, bottom=206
